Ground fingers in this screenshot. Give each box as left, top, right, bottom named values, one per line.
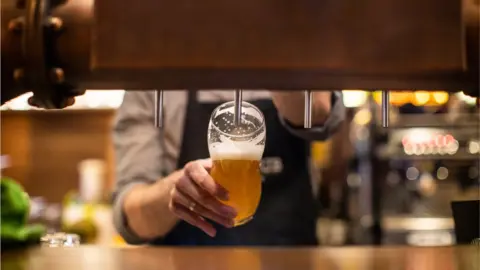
left=184, top=161, right=229, bottom=200
left=169, top=159, right=238, bottom=237
left=169, top=200, right=216, bottom=237
left=176, top=175, right=237, bottom=218
left=170, top=188, right=234, bottom=229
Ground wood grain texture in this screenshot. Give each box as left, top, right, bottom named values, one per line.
left=0, top=110, right=116, bottom=203
left=94, top=0, right=463, bottom=73
left=1, top=246, right=478, bottom=270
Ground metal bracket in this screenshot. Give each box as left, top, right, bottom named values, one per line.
left=17, top=0, right=80, bottom=108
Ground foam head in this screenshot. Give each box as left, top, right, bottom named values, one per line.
left=209, top=141, right=264, bottom=161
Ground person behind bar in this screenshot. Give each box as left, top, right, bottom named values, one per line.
left=112, top=90, right=345, bottom=246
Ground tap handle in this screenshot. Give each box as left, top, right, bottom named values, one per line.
left=304, top=90, right=313, bottom=129
left=381, top=90, right=389, bottom=128
left=234, top=89, right=243, bottom=126
left=154, top=90, right=164, bottom=128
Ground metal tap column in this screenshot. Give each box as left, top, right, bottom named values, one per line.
left=154, top=90, right=164, bottom=128
left=304, top=90, right=313, bottom=128
left=381, top=90, right=390, bottom=128
left=234, top=89, right=243, bottom=126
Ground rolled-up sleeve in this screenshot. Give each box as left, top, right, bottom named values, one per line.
left=111, top=91, right=163, bottom=244
left=278, top=91, right=345, bottom=141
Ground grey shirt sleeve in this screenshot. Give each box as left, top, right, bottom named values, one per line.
left=111, top=91, right=163, bottom=244
left=278, top=91, right=345, bottom=141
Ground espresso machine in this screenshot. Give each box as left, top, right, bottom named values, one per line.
left=1, top=0, right=479, bottom=244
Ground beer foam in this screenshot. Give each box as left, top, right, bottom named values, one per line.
left=209, top=142, right=264, bottom=161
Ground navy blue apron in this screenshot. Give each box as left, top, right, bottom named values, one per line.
left=151, top=91, right=318, bottom=246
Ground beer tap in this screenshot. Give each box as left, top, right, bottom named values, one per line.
left=381, top=90, right=390, bottom=128
left=154, top=90, right=164, bottom=128
left=304, top=90, right=313, bottom=129
left=234, top=89, right=243, bottom=126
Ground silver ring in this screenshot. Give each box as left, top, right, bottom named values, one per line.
left=188, top=201, right=196, bottom=212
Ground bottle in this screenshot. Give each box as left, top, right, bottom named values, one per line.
left=62, top=159, right=106, bottom=244
left=78, top=159, right=106, bottom=203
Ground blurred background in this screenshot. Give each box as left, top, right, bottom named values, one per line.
left=1, top=90, right=478, bottom=247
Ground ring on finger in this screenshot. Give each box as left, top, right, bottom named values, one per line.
left=188, top=201, right=196, bottom=212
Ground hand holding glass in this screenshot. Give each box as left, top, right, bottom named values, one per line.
left=208, top=101, right=266, bottom=226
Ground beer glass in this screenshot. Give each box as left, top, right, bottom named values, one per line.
left=208, top=101, right=266, bottom=226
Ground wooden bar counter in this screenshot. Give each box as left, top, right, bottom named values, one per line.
left=1, top=246, right=478, bottom=270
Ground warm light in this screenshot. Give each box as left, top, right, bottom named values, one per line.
left=413, top=91, right=430, bottom=106
left=0, top=92, right=34, bottom=110
left=432, top=91, right=449, bottom=104
left=437, top=167, right=449, bottom=180
left=73, top=90, right=125, bottom=109
left=347, top=173, right=362, bottom=187
left=424, top=145, right=433, bottom=155
left=371, top=90, right=457, bottom=106
left=0, top=155, right=11, bottom=170
left=456, top=91, right=477, bottom=105
left=406, top=167, right=420, bottom=180
left=353, top=109, right=372, bottom=126
left=311, top=141, right=332, bottom=168
left=446, top=140, right=459, bottom=155
left=372, top=91, right=382, bottom=104
left=402, top=130, right=459, bottom=156
left=418, top=172, right=437, bottom=197
left=342, top=90, right=368, bottom=108
left=403, top=129, right=433, bottom=145
left=373, top=91, right=413, bottom=106
left=404, top=145, right=414, bottom=155
left=434, top=134, right=445, bottom=146
left=390, top=92, right=413, bottom=106
left=444, top=134, right=454, bottom=144
left=468, top=141, right=480, bottom=154
left=0, top=90, right=125, bottom=110
left=414, top=145, right=424, bottom=156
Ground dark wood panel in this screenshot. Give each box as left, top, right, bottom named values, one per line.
left=94, top=0, right=463, bottom=73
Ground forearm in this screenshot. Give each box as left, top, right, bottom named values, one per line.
left=271, top=91, right=332, bottom=126
left=122, top=170, right=183, bottom=240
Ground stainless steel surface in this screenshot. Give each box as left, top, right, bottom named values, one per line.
left=1, top=0, right=479, bottom=107
left=154, top=90, right=164, bottom=128
left=304, top=90, right=313, bottom=128
left=234, top=89, right=243, bottom=126
left=382, top=91, right=390, bottom=128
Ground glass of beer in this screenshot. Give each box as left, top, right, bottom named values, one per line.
left=208, top=101, right=266, bottom=226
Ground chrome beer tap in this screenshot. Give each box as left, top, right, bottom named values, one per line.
left=234, top=89, right=243, bottom=126
left=304, top=90, right=313, bottom=129
left=154, top=90, right=164, bottom=128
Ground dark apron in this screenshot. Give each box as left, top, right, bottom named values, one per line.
left=151, top=91, right=318, bottom=246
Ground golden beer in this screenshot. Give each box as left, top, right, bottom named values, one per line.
left=211, top=157, right=262, bottom=226
left=208, top=100, right=266, bottom=226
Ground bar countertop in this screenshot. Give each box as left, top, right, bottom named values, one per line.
left=1, top=246, right=478, bottom=270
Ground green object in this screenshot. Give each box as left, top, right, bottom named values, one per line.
left=63, top=219, right=98, bottom=244
left=1, top=177, right=46, bottom=244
